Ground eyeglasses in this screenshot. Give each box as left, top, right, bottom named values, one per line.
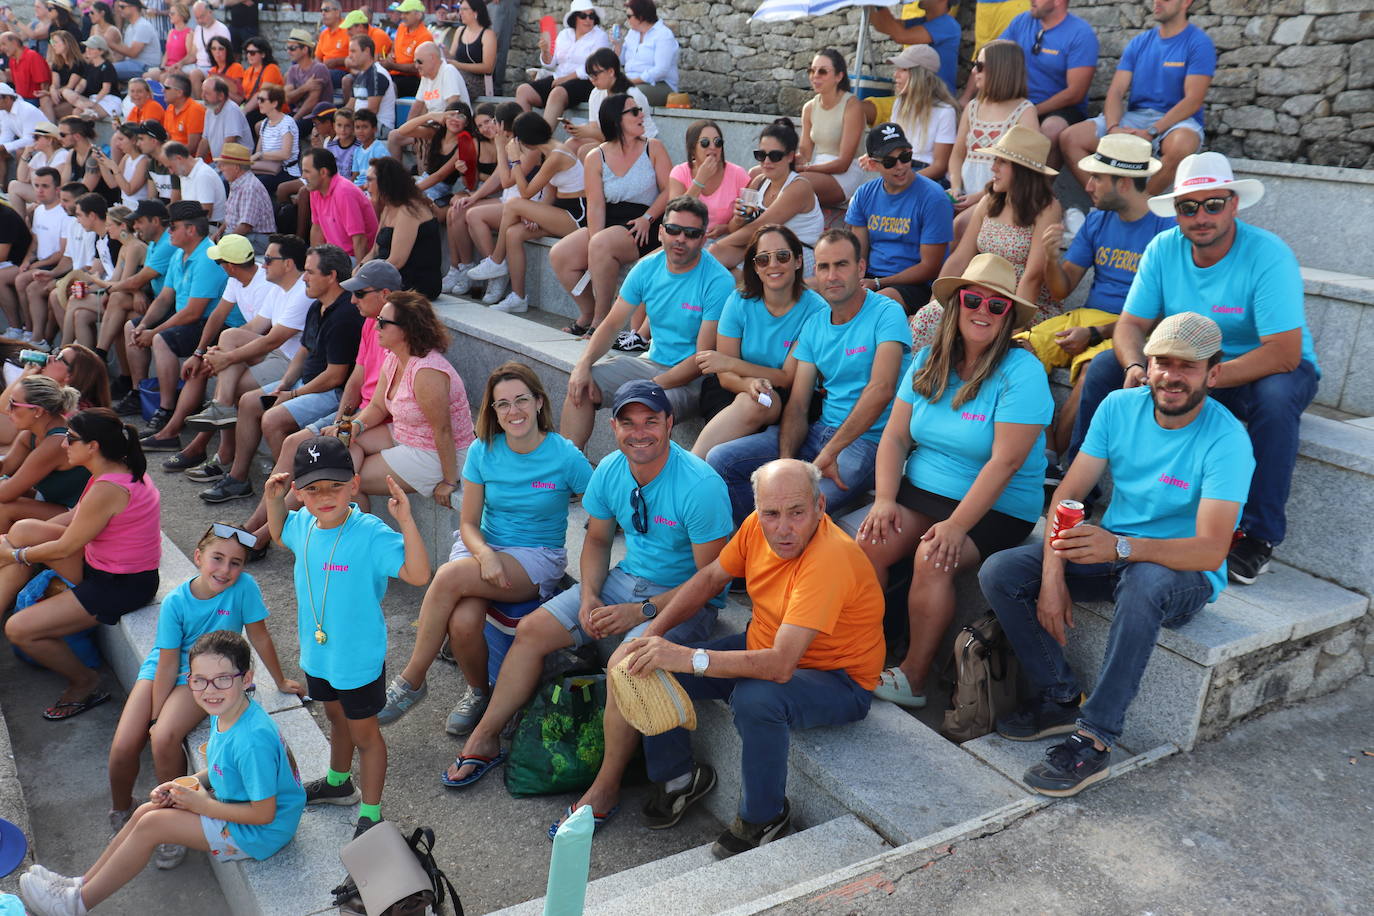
left=959, top=288, right=1013, bottom=316
left=752, top=148, right=787, bottom=163
left=752, top=249, right=794, bottom=268
left=1032, top=28, right=1045, bottom=55
left=64, top=432, right=85, bottom=444
left=188, top=671, right=245, bottom=692
left=629, top=486, right=648, bottom=535
left=622, top=106, right=643, bottom=118
left=206, top=522, right=257, bottom=548
left=879, top=150, right=914, bottom=169
left=972, top=60, right=985, bottom=72
left=571, top=10, right=594, bottom=18
left=375, top=316, right=401, bottom=329
left=492, top=394, right=535, bottom=413
left=662, top=222, right=704, bottom=240
left=807, top=66, right=832, bottom=76
left=697, top=136, right=724, bottom=149
left=1174, top=195, right=1232, bottom=217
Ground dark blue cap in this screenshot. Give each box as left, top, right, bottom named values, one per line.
left=611, top=379, right=673, bottom=418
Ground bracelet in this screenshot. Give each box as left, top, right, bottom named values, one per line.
left=354, top=418, right=366, bottom=434
left=1127, top=362, right=1145, bottom=374
left=193, top=348, right=207, bottom=357
left=13, top=548, right=28, bottom=566
left=509, top=159, right=521, bottom=166
left=1087, top=326, right=1103, bottom=347
left=691, top=178, right=706, bottom=190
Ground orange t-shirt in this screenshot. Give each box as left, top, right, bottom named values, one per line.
left=316, top=26, right=350, bottom=69
left=392, top=23, right=433, bottom=68
left=717, top=513, right=885, bottom=690
left=212, top=62, right=245, bottom=86
left=163, top=98, right=206, bottom=145
left=239, top=63, right=285, bottom=99
left=368, top=26, right=393, bottom=61
left=127, top=98, right=165, bottom=125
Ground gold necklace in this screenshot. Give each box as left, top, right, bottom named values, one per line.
left=302, top=508, right=352, bottom=644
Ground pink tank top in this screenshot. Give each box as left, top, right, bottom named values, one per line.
left=382, top=350, right=475, bottom=452
left=84, top=472, right=162, bottom=573
left=165, top=28, right=191, bottom=68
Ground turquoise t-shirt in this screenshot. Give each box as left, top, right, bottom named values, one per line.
left=1123, top=222, right=1318, bottom=373
left=716, top=288, right=827, bottom=372
left=1064, top=208, right=1176, bottom=315
left=1083, top=387, right=1255, bottom=601
left=281, top=506, right=404, bottom=689
left=206, top=699, right=305, bottom=860
left=617, top=249, right=735, bottom=368
left=462, top=432, right=594, bottom=549
left=144, top=231, right=176, bottom=295
left=897, top=347, right=1052, bottom=523
left=581, top=442, right=732, bottom=593
left=791, top=290, right=912, bottom=442
left=137, top=574, right=269, bottom=685
left=1118, top=24, right=1216, bottom=125
left=165, top=236, right=229, bottom=313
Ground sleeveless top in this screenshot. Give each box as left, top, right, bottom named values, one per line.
left=121, top=154, right=149, bottom=208
left=547, top=147, right=586, bottom=195
left=977, top=219, right=1059, bottom=320
left=452, top=25, right=486, bottom=66
left=27, top=427, right=90, bottom=508
left=600, top=143, right=657, bottom=206
left=807, top=91, right=855, bottom=159
left=377, top=216, right=443, bottom=300
left=760, top=171, right=824, bottom=249
left=83, top=471, right=161, bottom=573
left=961, top=97, right=1034, bottom=194
left=381, top=349, right=476, bottom=453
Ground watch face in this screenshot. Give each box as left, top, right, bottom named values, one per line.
left=641, top=601, right=657, bottom=618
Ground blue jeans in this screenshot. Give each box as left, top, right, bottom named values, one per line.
left=1067, top=352, right=1317, bottom=544
left=978, top=543, right=1211, bottom=748
left=705, top=422, right=879, bottom=527
left=642, top=633, right=872, bottom=823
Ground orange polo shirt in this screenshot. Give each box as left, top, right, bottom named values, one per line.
left=316, top=25, right=351, bottom=69
left=163, top=98, right=206, bottom=145
left=127, top=98, right=165, bottom=125
left=392, top=22, right=433, bottom=69
left=368, top=26, right=393, bottom=60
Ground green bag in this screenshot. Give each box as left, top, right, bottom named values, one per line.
left=504, top=673, right=607, bottom=798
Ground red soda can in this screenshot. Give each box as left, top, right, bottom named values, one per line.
left=70, top=280, right=87, bottom=299
left=1050, top=499, right=1085, bottom=541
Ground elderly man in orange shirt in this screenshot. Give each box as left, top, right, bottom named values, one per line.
left=561, top=458, right=885, bottom=858
left=379, top=0, right=432, bottom=97
left=315, top=0, right=351, bottom=91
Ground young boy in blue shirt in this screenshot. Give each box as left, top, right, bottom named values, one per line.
left=266, top=435, right=432, bottom=838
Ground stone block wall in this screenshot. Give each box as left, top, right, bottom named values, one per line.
left=257, top=0, right=1374, bottom=167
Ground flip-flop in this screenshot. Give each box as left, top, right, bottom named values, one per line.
left=873, top=668, right=927, bottom=709
left=43, top=691, right=111, bottom=721
left=440, top=750, right=506, bottom=788
left=547, top=804, right=619, bottom=840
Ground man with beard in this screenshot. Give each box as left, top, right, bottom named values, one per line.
left=1067, top=152, right=1317, bottom=584
left=979, top=311, right=1253, bottom=797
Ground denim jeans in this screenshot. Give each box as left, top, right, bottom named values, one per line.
left=705, top=422, right=880, bottom=527
left=642, top=633, right=873, bottom=823
left=1066, top=352, right=1318, bottom=544
left=978, top=543, right=1211, bottom=748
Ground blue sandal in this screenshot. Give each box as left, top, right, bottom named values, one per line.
left=547, top=804, right=619, bottom=840
left=440, top=750, right=506, bottom=788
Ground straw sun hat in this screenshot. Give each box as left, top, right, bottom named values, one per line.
left=931, top=252, right=1039, bottom=330
left=608, top=658, right=696, bottom=736
left=975, top=124, right=1058, bottom=176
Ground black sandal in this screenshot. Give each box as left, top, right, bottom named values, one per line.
left=562, top=323, right=590, bottom=337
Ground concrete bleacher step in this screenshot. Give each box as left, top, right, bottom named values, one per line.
left=1283, top=411, right=1374, bottom=599
left=961, top=732, right=1178, bottom=796
left=489, top=814, right=887, bottom=916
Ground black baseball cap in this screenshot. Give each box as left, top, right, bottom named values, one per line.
left=293, top=436, right=356, bottom=487
left=611, top=379, right=673, bottom=418
left=167, top=199, right=206, bottom=222
left=137, top=119, right=168, bottom=142
left=866, top=122, right=911, bottom=158
left=132, top=199, right=169, bottom=221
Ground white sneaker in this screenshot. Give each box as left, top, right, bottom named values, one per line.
left=19, top=871, right=86, bottom=916
left=31, top=338, right=52, bottom=353
left=481, top=275, right=510, bottom=305
left=466, top=256, right=509, bottom=281
left=108, top=807, right=132, bottom=838
left=16, top=329, right=32, bottom=342
left=154, top=842, right=187, bottom=870
left=441, top=265, right=469, bottom=295
left=27, top=865, right=80, bottom=889
left=491, top=291, right=528, bottom=313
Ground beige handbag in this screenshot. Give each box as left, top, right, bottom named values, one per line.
left=608, top=657, right=697, bottom=736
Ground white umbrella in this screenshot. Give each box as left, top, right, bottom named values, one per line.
left=750, top=0, right=893, bottom=89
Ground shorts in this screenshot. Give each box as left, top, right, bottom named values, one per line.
left=529, top=75, right=594, bottom=108
left=896, top=479, right=1035, bottom=560
left=248, top=349, right=292, bottom=386
left=447, top=531, right=568, bottom=599
left=421, top=176, right=453, bottom=205
left=699, top=375, right=793, bottom=421
left=603, top=200, right=662, bottom=257
left=541, top=566, right=719, bottom=649
left=590, top=355, right=702, bottom=420
left=72, top=563, right=160, bottom=626
left=1041, top=107, right=1088, bottom=127
left=1016, top=307, right=1117, bottom=382
left=553, top=195, right=588, bottom=228
left=810, top=153, right=868, bottom=200
left=201, top=816, right=250, bottom=861
left=159, top=321, right=208, bottom=358
left=261, top=379, right=343, bottom=428
left=1089, top=109, right=1204, bottom=148
left=380, top=439, right=467, bottom=496
left=305, top=668, right=387, bottom=720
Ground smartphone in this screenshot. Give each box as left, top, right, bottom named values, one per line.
left=260, top=393, right=277, bottom=409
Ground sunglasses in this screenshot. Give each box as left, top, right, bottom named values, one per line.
left=807, top=66, right=832, bottom=76
left=188, top=671, right=245, bottom=692
left=752, top=148, right=787, bottom=163
left=286, top=43, right=305, bottom=51
left=662, top=222, right=704, bottom=240
left=206, top=522, right=257, bottom=548
left=53, top=352, right=75, bottom=369
left=1174, top=195, right=1231, bottom=217
left=959, top=288, right=1013, bottom=316
left=1032, top=28, right=1045, bottom=55
left=8, top=400, right=40, bottom=411
left=752, top=249, right=794, bottom=268
left=64, top=431, right=85, bottom=444
left=622, top=106, right=643, bottom=117
left=697, top=136, right=724, bottom=149
left=245, top=47, right=263, bottom=54
left=375, top=316, right=401, bottom=329
left=973, top=60, right=985, bottom=72
left=879, top=150, right=914, bottom=168
left=262, top=254, right=290, bottom=263
left=571, top=10, right=594, bottom=18
left=629, top=486, right=649, bottom=535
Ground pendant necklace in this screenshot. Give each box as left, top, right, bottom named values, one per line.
left=303, top=508, right=352, bottom=644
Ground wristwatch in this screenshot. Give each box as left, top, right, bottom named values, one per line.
left=691, top=648, right=709, bottom=677
left=1147, top=125, right=1160, bottom=138
left=1114, top=535, right=1132, bottom=561
left=1087, top=326, right=1103, bottom=347
left=640, top=600, right=657, bottom=620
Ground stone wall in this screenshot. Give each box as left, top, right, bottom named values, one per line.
left=258, top=0, right=1374, bottom=167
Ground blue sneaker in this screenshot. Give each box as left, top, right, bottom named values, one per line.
left=1023, top=733, right=1110, bottom=797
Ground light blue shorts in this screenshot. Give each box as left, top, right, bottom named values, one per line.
left=261, top=380, right=343, bottom=429
left=540, top=566, right=718, bottom=649
left=201, top=816, right=251, bottom=861
left=1089, top=108, right=1204, bottom=147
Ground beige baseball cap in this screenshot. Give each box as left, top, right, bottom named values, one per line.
left=1143, top=312, right=1223, bottom=362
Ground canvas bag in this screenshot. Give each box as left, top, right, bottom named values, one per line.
left=940, top=613, right=1021, bottom=743
left=504, top=673, right=606, bottom=798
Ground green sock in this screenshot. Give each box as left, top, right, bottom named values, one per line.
left=358, top=802, right=381, bottom=822
left=326, top=768, right=351, bottom=787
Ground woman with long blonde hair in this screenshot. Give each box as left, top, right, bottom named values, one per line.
left=887, top=45, right=958, bottom=182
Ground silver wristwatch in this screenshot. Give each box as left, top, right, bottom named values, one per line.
left=691, top=648, right=709, bottom=677
left=1114, top=535, right=1132, bottom=561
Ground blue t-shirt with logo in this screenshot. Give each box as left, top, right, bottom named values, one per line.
left=166, top=236, right=229, bottom=313
left=1065, top=208, right=1176, bottom=315
left=717, top=288, right=827, bottom=371
left=845, top=175, right=954, bottom=278
left=137, top=574, right=269, bottom=685
left=1083, top=386, right=1254, bottom=601
left=145, top=230, right=176, bottom=295
left=617, top=249, right=735, bottom=368
left=1123, top=221, right=1318, bottom=372
left=897, top=347, right=1052, bottom=522
left=206, top=699, right=305, bottom=860
left=282, top=506, right=405, bottom=689
left=463, top=432, right=593, bottom=549
left=792, top=290, right=912, bottom=442
left=900, top=11, right=961, bottom=93
left=581, top=442, right=732, bottom=592
left=1000, top=12, right=1100, bottom=112
left=1118, top=24, right=1216, bottom=125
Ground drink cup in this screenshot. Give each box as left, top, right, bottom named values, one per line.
left=173, top=775, right=201, bottom=791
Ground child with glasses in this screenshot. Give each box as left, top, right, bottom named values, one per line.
left=21, top=630, right=307, bottom=916
left=105, top=522, right=302, bottom=869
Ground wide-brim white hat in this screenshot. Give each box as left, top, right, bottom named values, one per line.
left=1147, top=152, right=1264, bottom=217
left=1078, top=133, right=1162, bottom=178
left=565, top=0, right=604, bottom=28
